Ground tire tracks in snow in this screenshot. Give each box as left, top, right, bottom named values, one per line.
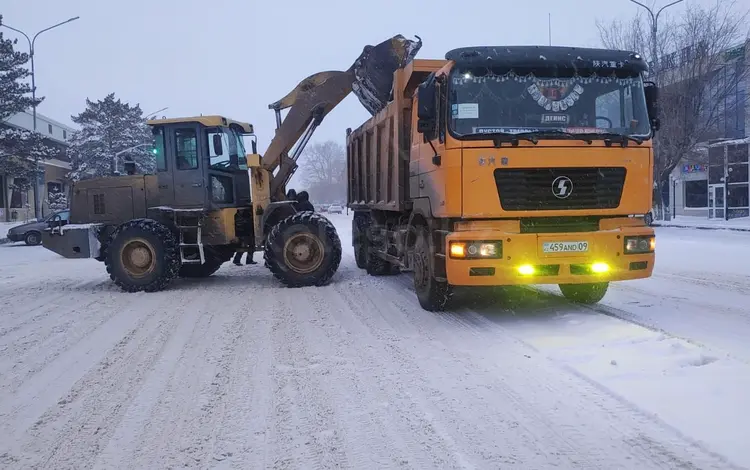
left=347, top=271, right=735, bottom=469
left=0, top=292, right=196, bottom=469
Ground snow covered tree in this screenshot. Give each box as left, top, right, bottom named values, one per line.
left=46, top=190, right=68, bottom=211
left=0, top=15, right=57, bottom=188
left=67, top=93, right=155, bottom=181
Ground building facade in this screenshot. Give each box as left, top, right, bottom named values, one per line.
left=665, top=41, right=750, bottom=220
left=0, top=110, right=75, bottom=222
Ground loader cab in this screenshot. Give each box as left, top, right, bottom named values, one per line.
left=147, top=116, right=254, bottom=211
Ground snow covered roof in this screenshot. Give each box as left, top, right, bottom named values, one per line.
left=146, top=115, right=253, bottom=133
left=708, top=137, right=750, bottom=147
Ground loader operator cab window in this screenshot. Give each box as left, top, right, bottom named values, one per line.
left=206, top=127, right=248, bottom=171
left=152, top=127, right=167, bottom=171
left=175, top=128, right=199, bottom=170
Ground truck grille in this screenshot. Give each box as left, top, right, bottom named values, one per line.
left=493, top=167, right=626, bottom=211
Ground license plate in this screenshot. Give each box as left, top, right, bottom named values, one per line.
left=542, top=241, right=589, bottom=253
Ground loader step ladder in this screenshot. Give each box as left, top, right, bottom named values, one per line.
left=173, top=211, right=205, bottom=265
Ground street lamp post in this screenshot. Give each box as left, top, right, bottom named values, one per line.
left=1, top=16, right=80, bottom=220
left=628, top=0, right=684, bottom=221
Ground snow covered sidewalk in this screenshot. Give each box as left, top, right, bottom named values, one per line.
left=653, top=215, right=750, bottom=231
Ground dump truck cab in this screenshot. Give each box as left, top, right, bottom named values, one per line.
left=348, top=44, right=659, bottom=311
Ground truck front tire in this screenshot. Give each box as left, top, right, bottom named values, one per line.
left=413, top=226, right=451, bottom=311
left=105, top=219, right=181, bottom=293
left=264, top=211, right=342, bottom=287
left=559, top=282, right=609, bottom=304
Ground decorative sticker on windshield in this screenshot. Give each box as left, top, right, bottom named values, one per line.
left=564, top=127, right=608, bottom=134
left=541, top=114, right=570, bottom=124
left=527, top=80, right=585, bottom=112
left=452, top=103, right=479, bottom=119
left=471, top=127, right=538, bottom=134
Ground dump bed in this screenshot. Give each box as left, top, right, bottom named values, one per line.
left=347, top=59, right=446, bottom=212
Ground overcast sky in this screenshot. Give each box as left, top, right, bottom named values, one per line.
left=2, top=0, right=743, bottom=154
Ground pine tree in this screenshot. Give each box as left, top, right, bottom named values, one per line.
left=0, top=14, right=57, bottom=187
left=67, top=93, right=155, bottom=181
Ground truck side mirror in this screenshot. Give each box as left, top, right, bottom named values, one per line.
left=417, top=79, right=437, bottom=134
left=644, top=81, right=660, bottom=132
left=212, top=133, right=224, bottom=155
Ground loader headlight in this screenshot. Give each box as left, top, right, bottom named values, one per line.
left=624, top=235, right=655, bottom=254
left=449, top=241, right=502, bottom=259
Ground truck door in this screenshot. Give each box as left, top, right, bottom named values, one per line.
left=167, top=125, right=207, bottom=208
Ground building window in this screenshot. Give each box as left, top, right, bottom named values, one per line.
left=48, top=123, right=53, bottom=134
left=47, top=182, right=63, bottom=196
left=175, top=128, right=198, bottom=170
left=728, top=183, right=749, bottom=208
left=684, top=180, right=708, bottom=208
left=63, top=130, right=67, bottom=140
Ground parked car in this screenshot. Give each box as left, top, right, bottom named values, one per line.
left=328, top=204, right=343, bottom=214
left=5, top=210, right=70, bottom=246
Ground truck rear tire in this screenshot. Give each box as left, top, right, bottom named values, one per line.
left=559, top=282, right=609, bottom=304
left=105, top=219, right=181, bottom=292
left=264, top=211, right=342, bottom=287
left=413, top=226, right=451, bottom=311
left=352, top=216, right=367, bottom=269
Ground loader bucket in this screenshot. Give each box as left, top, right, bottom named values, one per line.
left=351, top=34, right=422, bottom=116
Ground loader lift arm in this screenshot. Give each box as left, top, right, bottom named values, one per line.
left=256, top=34, right=422, bottom=203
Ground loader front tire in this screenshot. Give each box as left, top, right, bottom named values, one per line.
left=105, top=219, right=180, bottom=293
left=264, top=211, right=342, bottom=287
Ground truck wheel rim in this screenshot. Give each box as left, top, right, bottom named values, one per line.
left=283, top=233, right=324, bottom=274
left=121, top=238, right=156, bottom=277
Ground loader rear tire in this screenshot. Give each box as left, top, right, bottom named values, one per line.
left=413, top=226, right=451, bottom=311
left=105, top=219, right=180, bottom=293
left=264, top=211, right=342, bottom=287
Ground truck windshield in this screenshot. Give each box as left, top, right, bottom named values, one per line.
left=448, top=66, right=651, bottom=140
left=206, top=128, right=248, bottom=171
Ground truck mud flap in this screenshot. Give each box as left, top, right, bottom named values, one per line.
left=42, top=224, right=103, bottom=259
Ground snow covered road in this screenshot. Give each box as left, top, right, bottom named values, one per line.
left=1, top=214, right=748, bottom=469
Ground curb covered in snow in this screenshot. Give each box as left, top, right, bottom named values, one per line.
left=652, top=223, right=750, bottom=232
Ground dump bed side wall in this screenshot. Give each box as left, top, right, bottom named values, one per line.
left=347, top=101, right=408, bottom=212
left=347, top=59, right=448, bottom=213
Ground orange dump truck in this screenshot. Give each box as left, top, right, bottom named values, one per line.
left=346, top=45, right=658, bottom=311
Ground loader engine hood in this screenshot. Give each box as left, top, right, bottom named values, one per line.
left=351, top=35, right=422, bottom=115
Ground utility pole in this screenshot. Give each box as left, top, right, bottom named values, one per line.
left=1, top=16, right=80, bottom=220
left=628, top=0, right=684, bottom=221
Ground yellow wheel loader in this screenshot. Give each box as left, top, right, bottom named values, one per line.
left=42, top=35, right=422, bottom=292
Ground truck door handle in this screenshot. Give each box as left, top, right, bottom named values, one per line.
left=191, top=183, right=203, bottom=188
left=419, top=180, right=425, bottom=189
left=159, top=184, right=169, bottom=189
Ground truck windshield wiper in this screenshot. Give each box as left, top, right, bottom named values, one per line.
left=485, top=132, right=539, bottom=147
left=574, top=132, right=644, bottom=147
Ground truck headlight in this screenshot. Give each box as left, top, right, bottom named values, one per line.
left=624, top=235, right=655, bottom=254
left=449, top=241, right=502, bottom=259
